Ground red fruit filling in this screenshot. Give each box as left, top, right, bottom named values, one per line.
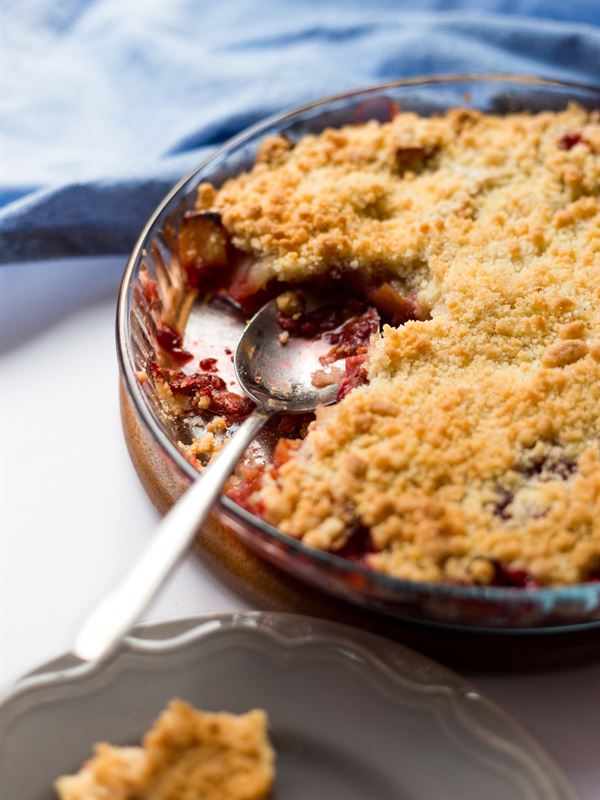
left=321, top=306, right=380, bottom=364
left=139, top=270, right=160, bottom=307
left=220, top=263, right=279, bottom=315
left=333, top=526, right=374, bottom=562
left=226, top=462, right=266, bottom=512
left=276, top=298, right=368, bottom=339
left=168, top=371, right=226, bottom=395
left=156, top=323, right=194, bottom=365
left=490, top=562, right=541, bottom=589
left=272, top=437, right=303, bottom=469
left=336, top=354, right=369, bottom=400
left=558, top=131, right=584, bottom=150
left=273, top=414, right=313, bottom=439
left=156, top=365, right=255, bottom=421
left=199, top=357, right=218, bottom=372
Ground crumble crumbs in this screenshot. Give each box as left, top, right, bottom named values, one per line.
left=55, top=701, right=274, bottom=800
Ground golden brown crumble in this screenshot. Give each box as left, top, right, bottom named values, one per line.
left=55, top=701, right=275, bottom=800
left=196, top=104, right=600, bottom=586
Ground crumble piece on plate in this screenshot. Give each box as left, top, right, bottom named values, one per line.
left=55, top=700, right=275, bottom=800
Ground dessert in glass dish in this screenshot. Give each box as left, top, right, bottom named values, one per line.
left=120, top=77, right=600, bottom=628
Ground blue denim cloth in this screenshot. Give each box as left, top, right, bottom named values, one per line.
left=1, top=0, right=598, bottom=263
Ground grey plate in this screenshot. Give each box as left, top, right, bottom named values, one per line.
left=0, top=612, right=575, bottom=799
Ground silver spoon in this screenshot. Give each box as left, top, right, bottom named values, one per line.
left=74, top=295, right=338, bottom=662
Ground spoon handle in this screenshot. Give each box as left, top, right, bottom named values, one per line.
left=74, top=408, right=273, bottom=663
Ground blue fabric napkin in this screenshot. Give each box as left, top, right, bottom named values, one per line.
left=1, top=0, right=598, bottom=264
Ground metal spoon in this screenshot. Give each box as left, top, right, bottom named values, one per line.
left=74, top=295, right=338, bottom=662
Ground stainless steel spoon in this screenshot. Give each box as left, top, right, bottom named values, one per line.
left=75, top=295, right=338, bottom=662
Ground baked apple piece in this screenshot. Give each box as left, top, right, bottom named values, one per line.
left=178, top=211, right=229, bottom=289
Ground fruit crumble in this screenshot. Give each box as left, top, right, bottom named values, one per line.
left=145, top=103, right=600, bottom=588
left=55, top=701, right=275, bottom=800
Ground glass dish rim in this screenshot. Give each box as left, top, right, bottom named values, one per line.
left=116, top=73, right=600, bottom=608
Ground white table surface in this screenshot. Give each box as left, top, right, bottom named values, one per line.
left=1, top=256, right=599, bottom=799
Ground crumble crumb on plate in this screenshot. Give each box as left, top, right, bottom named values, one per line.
left=55, top=700, right=275, bottom=800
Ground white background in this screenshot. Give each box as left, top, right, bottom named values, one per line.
left=1, top=256, right=599, bottom=799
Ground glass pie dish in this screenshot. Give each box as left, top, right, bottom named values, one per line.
left=118, top=75, right=600, bottom=631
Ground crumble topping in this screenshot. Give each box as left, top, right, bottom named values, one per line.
left=191, top=103, right=599, bottom=586
left=198, top=105, right=599, bottom=308
left=55, top=701, right=275, bottom=800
